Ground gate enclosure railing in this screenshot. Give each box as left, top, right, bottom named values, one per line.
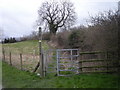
left=42, top=49, right=119, bottom=76
left=43, top=49, right=80, bottom=76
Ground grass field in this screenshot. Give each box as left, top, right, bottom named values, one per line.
left=2, top=61, right=119, bottom=88
left=2, top=40, right=50, bottom=71
left=3, top=40, right=50, bottom=54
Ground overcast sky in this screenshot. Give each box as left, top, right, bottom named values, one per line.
left=0, top=0, right=119, bottom=38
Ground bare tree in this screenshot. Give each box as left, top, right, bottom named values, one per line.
left=37, top=1, right=76, bottom=35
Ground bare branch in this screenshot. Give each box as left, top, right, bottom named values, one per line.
left=37, top=1, right=76, bottom=35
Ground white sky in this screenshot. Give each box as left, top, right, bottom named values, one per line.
left=0, top=0, right=120, bottom=38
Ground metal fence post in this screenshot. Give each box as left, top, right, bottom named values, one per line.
left=43, top=51, right=46, bottom=77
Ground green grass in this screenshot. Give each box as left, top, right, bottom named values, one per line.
left=2, top=40, right=120, bottom=88
left=3, top=40, right=50, bottom=54
left=2, top=40, right=51, bottom=72
left=0, top=60, right=2, bottom=85
left=2, top=61, right=120, bottom=88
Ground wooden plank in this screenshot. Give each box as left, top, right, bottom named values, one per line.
left=80, top=51, right=104, bottom=54
left=81, top=70, right=118, bottom=74
left=82, top=65, right=119, bottom=68
left=79, top=59, right=116, bottom=62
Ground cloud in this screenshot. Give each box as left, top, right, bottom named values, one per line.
left=0, top=0, right=43, bottom=37
left=0, top=0, right=119, bottom=37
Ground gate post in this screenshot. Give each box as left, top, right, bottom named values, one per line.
left=43, top=51, right=46, bottom=77
left=56, top=49, right=59, bottom=76
left=79, top=50, right=82, bottom=74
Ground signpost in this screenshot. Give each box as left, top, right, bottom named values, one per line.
left=33, top=27, right=44, bottom=77
left=38, top=27, right=44, bottom=77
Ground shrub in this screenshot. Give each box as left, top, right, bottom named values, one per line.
left=68, top=31, right=80, bottom=48
left=42, top=32, right=51, bottom=41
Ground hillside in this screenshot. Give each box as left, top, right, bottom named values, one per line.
left=2, top=40, right=51, bottom=71
left=3, top=40, right=50, bottom=54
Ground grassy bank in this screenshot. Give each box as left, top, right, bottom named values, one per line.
left=3, top=40, right=50, bottom=54
left=2, top=61, right=119, bottom=88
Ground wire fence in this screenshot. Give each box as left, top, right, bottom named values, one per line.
left=2, top=47, right=119, bottom=76
left=2, top=47, right=39, bottom=72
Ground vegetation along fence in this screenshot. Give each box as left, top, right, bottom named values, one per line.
left=2, top=47, right=119, bottom=76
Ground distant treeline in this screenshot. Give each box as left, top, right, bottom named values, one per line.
left=2, top=37, right=17, bottom=43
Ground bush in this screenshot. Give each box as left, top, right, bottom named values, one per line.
left=68, top=31, right=80, bottom=48
left=42, top=32, right=51, bottom=41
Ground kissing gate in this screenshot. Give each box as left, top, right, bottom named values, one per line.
left=42, top=49, right=80, bottom=76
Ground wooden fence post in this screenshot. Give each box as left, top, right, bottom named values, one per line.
left=79, top=51, right=82, bottom=74
left=9, top=52, right=12, bottom=66
left=38, top=27, right=44, bottom=77
left=2, top=48, right=5, bottom=61
left=105, top=51, right=108, bottom=73
left=20, top=53, right=23, bottom=70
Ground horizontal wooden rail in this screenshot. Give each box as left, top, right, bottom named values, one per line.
left=81, top=70, right=118, bottom=74
left=82, top=65, right=119, bottom=68
left=80, top=51, right=104, bottom=54
left=80, top=51, right=117, bottom=54
left=79, top=59, right=117, bottom=62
